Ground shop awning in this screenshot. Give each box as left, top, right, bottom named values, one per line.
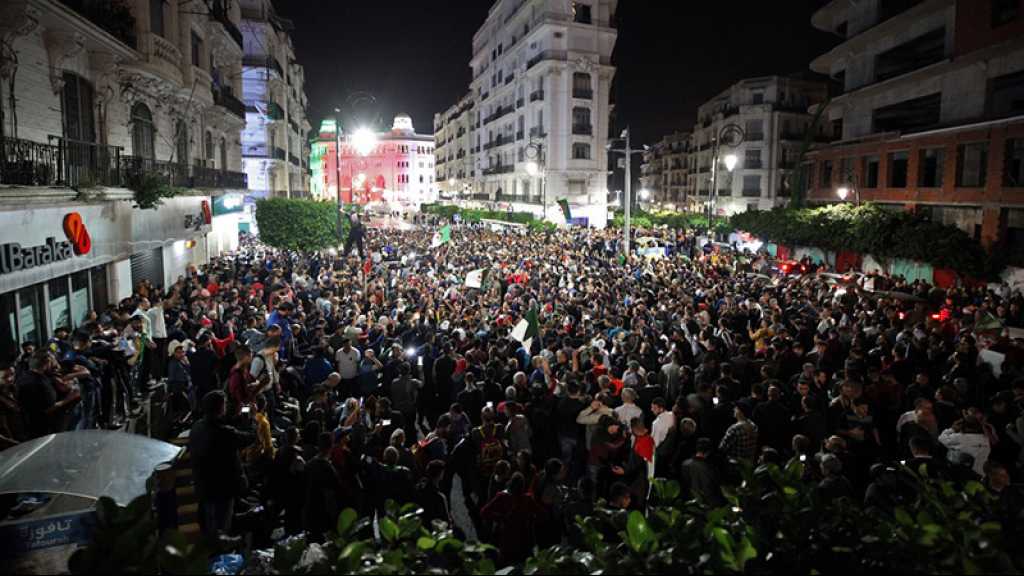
left=0, top=431, right=182, bottom=505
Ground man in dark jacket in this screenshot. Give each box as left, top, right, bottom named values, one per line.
left=344, top=213, right=366, bottom=258
left=679, top=438, right=723, bottom=506
left=190, top=390, right=252, bottom=539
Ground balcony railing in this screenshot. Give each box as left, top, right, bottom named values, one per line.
left=242, top=55, right=284, bottom=78
left=213, top=87, right=245, bottom=119
left=572, top=124, right=593, bottom=135
left=211, top=0, right=243, bottom=49
left=746, top=132, right=765, bottom=142
left=529, top=127, right=547, bottom=138
left=572, top=89, right=593, bottom=100
left=289, top=152, right=300, bottom=167
left=1, top=135, right=123, bottom=188
left=527, top=50, right=568, bottom=70
left=529, top=90, right=544, bottom=102
left=59, top=0, right=137, bottom=49
left=482, top=165, right=514, bottom=175
left=745, top=160, right=763, bottom=169
left=192, top=165, right=248, bottom=188
left=121, top=156, right=190, bottom=188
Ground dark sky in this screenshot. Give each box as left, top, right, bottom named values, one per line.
left=275, top=0, right=837, bottom=145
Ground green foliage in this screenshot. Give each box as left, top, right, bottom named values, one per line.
left=255, top=197, right=338, bottom=252
left=609, top=209, right=729, bottom=234
left=730, top=204, right=992, bottom=275
left=130, top=174, right=181, bottom=210
left=68, top=495, right=209, bottom=574
left=420, top=203, right=551, bottom=229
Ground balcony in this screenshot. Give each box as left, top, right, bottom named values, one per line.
left=191, top=165, right=248, bottom=189
left=572, top=124, right=593, bottom=136
left=505, top=75, right=514, bottom=85
left=516, top=98, right=525, bottom=108
left=1, top=136, right=122, bottom=188
left=243, top=55, right=284, bottom=78
left=211, top=0, right=243, bottom=49
left=59, top=0, right=137, bottom=49
left=212, top=87, right=245, bottom=119
left=572, top=89, right=593, bottom=100
left=121, top=156, right=190, bottom=188
left=527, top=50, right=567, bottom=70
left=289, top=152, right=300, bottom=167
left=245, top=100, right=284, bottom=120
left=529, top=127, right=547, bottom=138
left=529, top=90, right=544, bottom=102
left=482, top=165, right=514, bottom=175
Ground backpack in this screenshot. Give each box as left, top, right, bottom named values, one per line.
left=476, top=424, right=505, bottom=475
left=413, top=433, right=441, bottom=472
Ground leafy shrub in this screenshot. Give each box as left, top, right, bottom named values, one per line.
left=255, top=198, right=338, bottom=252
left=130, top=174, right=180, bottom=210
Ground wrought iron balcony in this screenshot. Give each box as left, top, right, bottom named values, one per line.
left=1, top=136, right=122, bottom=188
left=572, top=89, right=593, bottom=99
left=191, top=165, right=248, bottom=188
left=59, top=0, right=137, bottom=49
left=211, top=0, right=243, bottom=49
left=213, top=87, right=245, bottom=119
left=529, top=90, right=544, bottom=102
left=121, top=156, right=190, bottom=188
left=572, top=124, right=593, bottom=136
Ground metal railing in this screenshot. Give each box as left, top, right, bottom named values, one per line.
left=529, top=127, right=546, bottom=138
left=213, top=87, right=245, bottom=118
left=59, top=0, right=137, bottom=49
left=192, top=165, right=248, bottom=188
left=1, top=136, right=125, bottom=188
left=572, top=124, right=593, bottom=135
left=121, top=156, right=189, bottom=188
left=572, top=89, right=593, bottom=99
left=529, top=90, right=544, bottom=102
left=211, top=0, right=243, bottom=48
left=527, top=50, right=567, bottom=70
left=242, top=55, right=284, bottom=78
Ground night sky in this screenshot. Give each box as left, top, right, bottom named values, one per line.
left=275, top=0, right=837, bottom=146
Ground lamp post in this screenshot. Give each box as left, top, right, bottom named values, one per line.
left=333, top=92, right=378, bottom=239
left=333, top=107, right=344, bottom=241
left=836, top=172, right=861, bottom=205
left=708, top=123, right=745, bottom=236
left=524, top=137, right=545, bottom=220
left=608, top=127, right=648, bottom=259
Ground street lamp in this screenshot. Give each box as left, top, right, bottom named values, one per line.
left=351, top=127, right=377, bottom=157
left=639, top=188, right=650, bottom=201
left=608, top=127, right=648, bottom=259
left=333, top=92, right=378, bottom=239
left=524, top=140, right=545, bottom=219
left=708, top=124, right=745, bottom=235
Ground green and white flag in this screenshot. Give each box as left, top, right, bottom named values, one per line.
left=510, top=306, right=540, bottom=350
left=465, top=268, right=488, bottom=289
left=558, top=198, right=572, bottom=221
left=431, top=224, right=452, bottom=248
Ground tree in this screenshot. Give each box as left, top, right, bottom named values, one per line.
left=255, top=198, right=338, bottom=252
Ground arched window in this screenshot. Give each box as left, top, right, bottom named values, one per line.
left=205, top=131, right=214, bottom=164
left=220, top=136, right=227, bottom=170
left=131, top=103, right=155, bottom=160
left=175, top=120, right=188, bottom=165
left=61, top=72, right=96, bottom=142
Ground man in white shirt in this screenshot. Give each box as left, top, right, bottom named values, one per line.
left=938, top=416, right=991, bottom=476
left=335, top=339, right=361, bottom=399
left=651, top=397, right=676, bottom=448
left=614, top=387, right=643, bottom=426
left=147, top=298, right=168, bottom=378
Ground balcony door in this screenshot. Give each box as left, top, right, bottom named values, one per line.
left=131, top=103, right=156, bottom=160
left=61, top=73, right=98, bottom=186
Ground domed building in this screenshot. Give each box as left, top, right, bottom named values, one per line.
left=310, top=114, right=437, bottom=210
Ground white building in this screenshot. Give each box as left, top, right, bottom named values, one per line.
left=0, top=0, right=251, bottom=353
left=688, top=76, right=831, bottom=215
left=640, top=131, right=691, bottom=210
left=434, top=93, right=475, bottom=200
left=240, top=0, right=311, bottom=199
left=436, top=0, right=618, bottom=226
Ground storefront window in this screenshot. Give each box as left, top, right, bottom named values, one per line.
left=91, top=265, right=109, bottom=314
left=18, top=285, right=44, bottom=345
left=71, top=270, right=91, bottom=328
left=1, top=292, right=16, bottom=362
left=48, top=277, right=71, bottom=333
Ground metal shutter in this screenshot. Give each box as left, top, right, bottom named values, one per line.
left=130, top=247, right=165, bottom=293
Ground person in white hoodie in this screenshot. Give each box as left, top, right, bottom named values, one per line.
left=938, top=415, right=991, bottom=477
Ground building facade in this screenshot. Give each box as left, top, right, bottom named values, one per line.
left=434, top=93, right=475, bottom=200
left=640, top=131, right=691, bottom=210
left=310, top=114, right=437, bottom=209
left=0, top=0, right=247, bottom=352
left=239, top=0, right=311, bottom=199
left=435, top=0, right=618, bottom=226
left=806, top=0, right=1024, bottom=249
left=688, top=76, right=831, bottom=215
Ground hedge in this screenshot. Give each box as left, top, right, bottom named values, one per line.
left=609, top=209, right=730, bottom=234
left=255, top=197, right=339, bottom=252
left=729, top=204, right=990, bottom=275
left=420, top=204, right=556, bottom=232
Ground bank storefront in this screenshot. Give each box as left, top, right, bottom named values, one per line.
left=0, top=194, right=213, bottom=359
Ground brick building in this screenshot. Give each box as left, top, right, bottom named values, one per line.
left=806, top=0, right=1024, bottom=250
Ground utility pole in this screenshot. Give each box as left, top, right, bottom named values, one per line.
left=623, top=126, right=631, bottom=259
left=333, top=108, right=344, bottom=242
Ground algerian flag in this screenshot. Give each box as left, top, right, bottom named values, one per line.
left=465, top=268, right=487, bottom=289
left=510, top=306, right=540, bottom=350
left=558, top=198, right=572, bottom=221
left=431, top=225, right=452, bottom=248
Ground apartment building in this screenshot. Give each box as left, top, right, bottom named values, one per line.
left=239, top=0, right=311, bottom=198
left=688, top=76, right=831, bottom=215
left=806, top=0, right=1024, bottom=249
left=434, top=93, right=475, bottom=200
left=640, top=131, right=691, bottom=210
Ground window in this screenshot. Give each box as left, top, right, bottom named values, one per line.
left=751, top=91, right=764, bottom=105
left=131, top=103, right=155, bottom=159
left=572, top=2, right=592, bottom=24
left=742, top=175, right=761, bottom=197
left=205, top=131, right=214, bottom=162
left=175, top=120, right=188, bottom=164
left=47, top=278, right=70, bottom=333
left=820, top=160, right=833, bottom=187
left=888, top=151, right=909, bottom=187
left=17, top=284, right=44, bottom=345
left=839, top=157, right=855, bottom=182
left=572, top=107, right=590, bottom=126
left=745, top=119, right=764, bottom=141
left=863, top=155, right=880, bottom=188
left=874, top=27, right=945, bottom=82
left=191, top=31, right=203, bottom=68
left=419, top=175, right=424, bottom=183
left=873, top=93, right=941, bottom=132
left=956, top=142, right=989, bottom=187
left=220, top=136, right=227, bottom=170
left=918, top=148, right=944, bottom=187
left=1005, top=139, right=1024, bottom=187
left=572, top=143, right=591, bottom=159
left=150, top=0, right=165, bottom=37
left=572, top=73, right=592, bottom=98
left=61, top=73, right=96, bottom=142
left=988, top=70, right=1024, bottom=118
left=992, top=0, right=1019, bottom=27
left=744, top=149, right=762, bottom=169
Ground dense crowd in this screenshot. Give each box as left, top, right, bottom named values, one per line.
left=4, top=215, right=1024, bottom=564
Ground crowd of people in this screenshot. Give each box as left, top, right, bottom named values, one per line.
left=3, top=214, right=1024, bottom=564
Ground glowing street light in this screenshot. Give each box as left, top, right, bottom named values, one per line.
left=639, top=188, right=651, bottom=201
left=837, top=186, right=850, bottom=201
left=525, top=160, right=540, bottom=176
left=351, top=127, right=377, bottom=157
left=723, top=153, right=739, bottom=172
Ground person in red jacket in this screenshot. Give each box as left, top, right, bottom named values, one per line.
left=481, top=472, right=546, bottom=565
